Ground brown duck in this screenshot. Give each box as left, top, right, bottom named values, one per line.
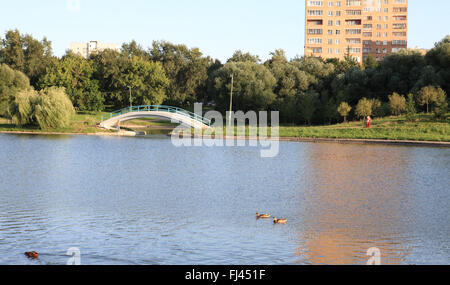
left=256, top=213, right=271, bottom=219
left=24, top=251, right=39, bottom=260
left=273, top=218, right=287, bottom=224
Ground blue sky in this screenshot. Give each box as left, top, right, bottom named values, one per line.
left=1, top=0, right=449, bottom=62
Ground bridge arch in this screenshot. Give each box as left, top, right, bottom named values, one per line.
left=99, top=105, right=212, bottom=130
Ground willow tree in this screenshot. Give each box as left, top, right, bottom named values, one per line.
left=9, top=89, right=35, bottom=126
left=9, top=87, right=74, bottom=129
left=34, top=87, right=75, bottom=129
left=0, top=64, right=31, bottom=118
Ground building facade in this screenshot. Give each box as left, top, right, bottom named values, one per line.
left=69, top=41, right=120, bottom=58
left=305, top=0, right=408, bottom=63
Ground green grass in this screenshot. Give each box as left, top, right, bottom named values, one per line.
left=276, top=114, right=449, bottom=142
left=0, top=112, right=111, bottom=134
left=123, top=118, right=178, bottom=128
left=196, top=113, right=449, bottom=142
left=1, top=112, right=449, bottom=142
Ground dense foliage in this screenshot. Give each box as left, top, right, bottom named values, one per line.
left=0, top=64, right=31, bottom=117
left=9, top=87, right=74, bottom=129
left=0, top=29, right=449, bottom=126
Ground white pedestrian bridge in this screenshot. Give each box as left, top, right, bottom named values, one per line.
left=99, top=105, right=212, bottom=130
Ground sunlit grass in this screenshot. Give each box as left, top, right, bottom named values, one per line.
left=1, top=112, right=449, bottom=142
left=188, top=113, right=450, bottom=142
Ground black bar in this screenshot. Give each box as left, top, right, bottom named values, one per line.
left=0, top=265, right=447, bottom=283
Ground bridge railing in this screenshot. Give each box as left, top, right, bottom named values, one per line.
left=101, top=105, right=212, bottom=126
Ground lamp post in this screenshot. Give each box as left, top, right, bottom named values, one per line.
left=128, top=86, right=132, bottom=110
left=228, top=73, right=234, bottom=126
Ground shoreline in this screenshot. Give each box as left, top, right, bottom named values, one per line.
left=1, top=130, right=449, bottom=148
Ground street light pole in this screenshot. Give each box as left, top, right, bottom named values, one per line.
left=128, top=86, right=132, bottom=110
left=228, top=73, right=234, bottom=126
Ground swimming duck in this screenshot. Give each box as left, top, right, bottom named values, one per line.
left=273, top=218, right=287, bottom=224
left=24, top=251, right=39, bottom=259
left=256, top=213, right=271, bottom=219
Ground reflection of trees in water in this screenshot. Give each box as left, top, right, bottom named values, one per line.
left=293, top=143, right=414, bottom=265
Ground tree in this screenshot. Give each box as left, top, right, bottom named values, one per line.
left=433, top=89, right=448, bottom=119
left=227, top=50, right=261, bottom=64
left=388, top=93, right=406, bottom=116
left=92, top=50, right=169, bottom=109
left=405, top=94, right=417, bottom=122
left=425, top=36, right=450, bottom=95
left=212, top=61, right=276, bottom=113
left=39, top=52, right=104, bottom=111
left=321, top=94, right=338, bottom=124
left=264, top=50, right=312, bottom=123
left=0, top=64, right=31, bottom=117
left=337, top=102, right=352, bottom=123
left=298, top=90, right=319, bottom=125
left=355, top=98, right=374, bottom=119
left=363, top=55, right=378, bottom=69
left=377, top=50, right=426, bottom=100
left=9, top=87, right=74, bottom=129
left=417, top=86, right=440, bottom=113
left=33, top=87, right=75, bottom=129
left=121, top=40, right=148, bottom=59
left=0, top=29, right=53, bottom=87
left=149, top=41, right=213, bottom=106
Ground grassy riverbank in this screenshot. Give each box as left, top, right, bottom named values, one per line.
left=209, top=113, right=450, bottom=142
left=1, top=112, right=449, bottom=142
left=0, top=112, right=107, bottom=134
left=277, top=114, right=450, bottom=142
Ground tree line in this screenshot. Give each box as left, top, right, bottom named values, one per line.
left=1, top=29, right=449, bottom=128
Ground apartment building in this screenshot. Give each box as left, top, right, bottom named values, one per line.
left=305, top=0, right=408, bottom=63
left=69, top=41, right=120, bottom=58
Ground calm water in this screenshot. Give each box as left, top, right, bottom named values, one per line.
left=0, top=134, right=449, bottom=265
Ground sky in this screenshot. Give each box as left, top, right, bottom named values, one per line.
left=0, top=0, right=449, bottom=62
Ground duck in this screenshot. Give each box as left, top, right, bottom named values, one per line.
left=24, top=251, right=39, bottom=259
left=273, top=218, right=287, bottom=224
left=256, top=213, right=271, bottom=219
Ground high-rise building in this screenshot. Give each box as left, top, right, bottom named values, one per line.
left=304, top=0, right=408, bottom=63
left=69, top=41, right=120, bottom=58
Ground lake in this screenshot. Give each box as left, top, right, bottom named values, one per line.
left=0, top=133, right=449, bottom=265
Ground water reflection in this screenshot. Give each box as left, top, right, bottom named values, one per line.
left=296, top=143, right=416, bottom=265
